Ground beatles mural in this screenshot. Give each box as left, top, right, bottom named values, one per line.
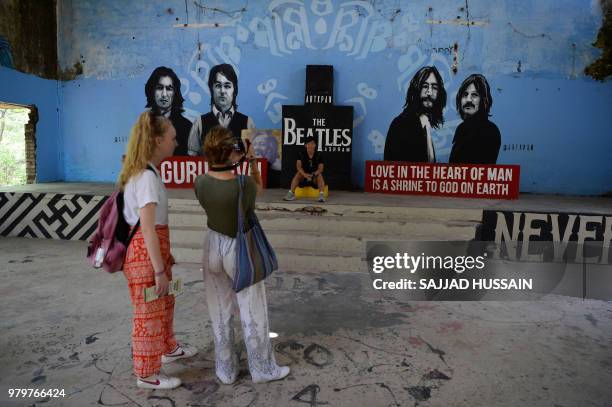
left=242, top=128, right=283, bottom=187
left=144, top=62, right=507, bottom=196
left=145, top=67, right=192, bottom=156
left=449, top=74, right=501, bottom=165
left=186, top=63, right=255, bottom=157
left=384, top=66, right=447, bottom=164
left=384, top=67, right=501, bottom=165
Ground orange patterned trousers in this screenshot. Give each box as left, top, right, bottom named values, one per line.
left=123, top=224, right=177, bottom=377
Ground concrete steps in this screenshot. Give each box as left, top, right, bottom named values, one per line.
left=168, top=198, right=481, bottom=272
left=170, top=213, right=477, bottom=238
left=170, top=226, right=474, bottom=255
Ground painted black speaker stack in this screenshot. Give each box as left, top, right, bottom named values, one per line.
left=282, top=65, right=354, bottom=190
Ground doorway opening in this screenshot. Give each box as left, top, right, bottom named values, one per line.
left=0, top=103, right=37, bottom=186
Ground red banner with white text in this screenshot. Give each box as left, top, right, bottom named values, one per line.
left=159, top=156, right=268, bottom=189
left=365, top=161, right=520, bottom=199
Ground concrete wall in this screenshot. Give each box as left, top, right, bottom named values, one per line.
left=7, top=0, right=612, bottom=194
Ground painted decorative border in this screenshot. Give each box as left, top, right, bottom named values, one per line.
left=0, top=192, right=107, bottom=241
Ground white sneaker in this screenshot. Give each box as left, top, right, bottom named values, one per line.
left=136, top=373, right=181, bottom=389
left=161, top=344, right=198, bottom=364
left=252, top=366, right=291, bottom=384
left=284, top=190, right=295, bottom=201
left=318, top=192, right=325, bottom=203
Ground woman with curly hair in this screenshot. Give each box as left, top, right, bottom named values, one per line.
left=195, top=126, right=290, bottom=384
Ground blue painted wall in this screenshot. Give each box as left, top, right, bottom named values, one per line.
left=26, top=0, right=612, bottom=193
left=0, top=67, right=62, bottom=181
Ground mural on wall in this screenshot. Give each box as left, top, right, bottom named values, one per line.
left=242, top=128, right=283, bottom=187
left=49, top=0, right=611, bottom=194
left=174, top=0, right=393, bottom=140
left=0, top=192, right=107, bottom=241
left=257, top=78, right=288, bottom=124
left=237, top=1, right=390, bottom=59
left=145, top=66, right=192, bottom=156
left=177, top=32, right=243, bottom=124
left=449, top=74, right=501, bottom=164
left=112, top=1, right=510, bottom=180
left=242, top=128, right=282, bottom=171
left=281, top=64, right=354, bottom=190
left=187, top=63, right=255, bottom=156
left=368, top=130, right=385, bottom=154
left=384, top=66, right=447, bottom=163
left=345, top=82, right=378, bottom=128
left=391, top=43, right=464, bottom=161
left=155, top=1, right=548, bottom=169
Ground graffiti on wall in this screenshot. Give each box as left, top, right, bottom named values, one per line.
left=176, top=0, right=405, bottom=140
left=160, top=1, right=507, bottom=165
left=344, top=82, right=378, bottom=128
left=240, top=1, right=392, bottom=59
left=257, top=78, right=288, bottom=124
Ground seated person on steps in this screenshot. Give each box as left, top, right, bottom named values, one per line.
left=284, top=136, right=326, bottom=203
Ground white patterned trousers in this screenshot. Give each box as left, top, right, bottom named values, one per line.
left=202, top=229, right=283, bottom=383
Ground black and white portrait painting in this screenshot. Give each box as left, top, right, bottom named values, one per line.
left=384, top=66, right=446, bottom=163
left=449, top=74, right=502, bottom=164
left=145, top=66, right=192, bottom=156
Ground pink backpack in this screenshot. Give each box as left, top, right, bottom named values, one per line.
left=86, top=167, right=154, bottom=272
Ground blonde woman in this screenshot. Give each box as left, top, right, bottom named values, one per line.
left=195, top=126, right=290, bottom=384
left=118, top=111, right=196, bottom=389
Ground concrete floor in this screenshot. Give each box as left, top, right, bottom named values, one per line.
left=1, top=237, right=611, bottom=406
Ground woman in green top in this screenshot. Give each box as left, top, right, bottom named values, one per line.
left=194, top=126, right=290, bottom=384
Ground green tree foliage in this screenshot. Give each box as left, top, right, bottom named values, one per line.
left=0, top=108, right=29, bottom=186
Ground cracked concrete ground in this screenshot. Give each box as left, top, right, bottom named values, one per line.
left=1, top=237, right=611, bottom=407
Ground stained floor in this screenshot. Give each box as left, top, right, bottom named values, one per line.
left=1, top=237, right=611, bottom=407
